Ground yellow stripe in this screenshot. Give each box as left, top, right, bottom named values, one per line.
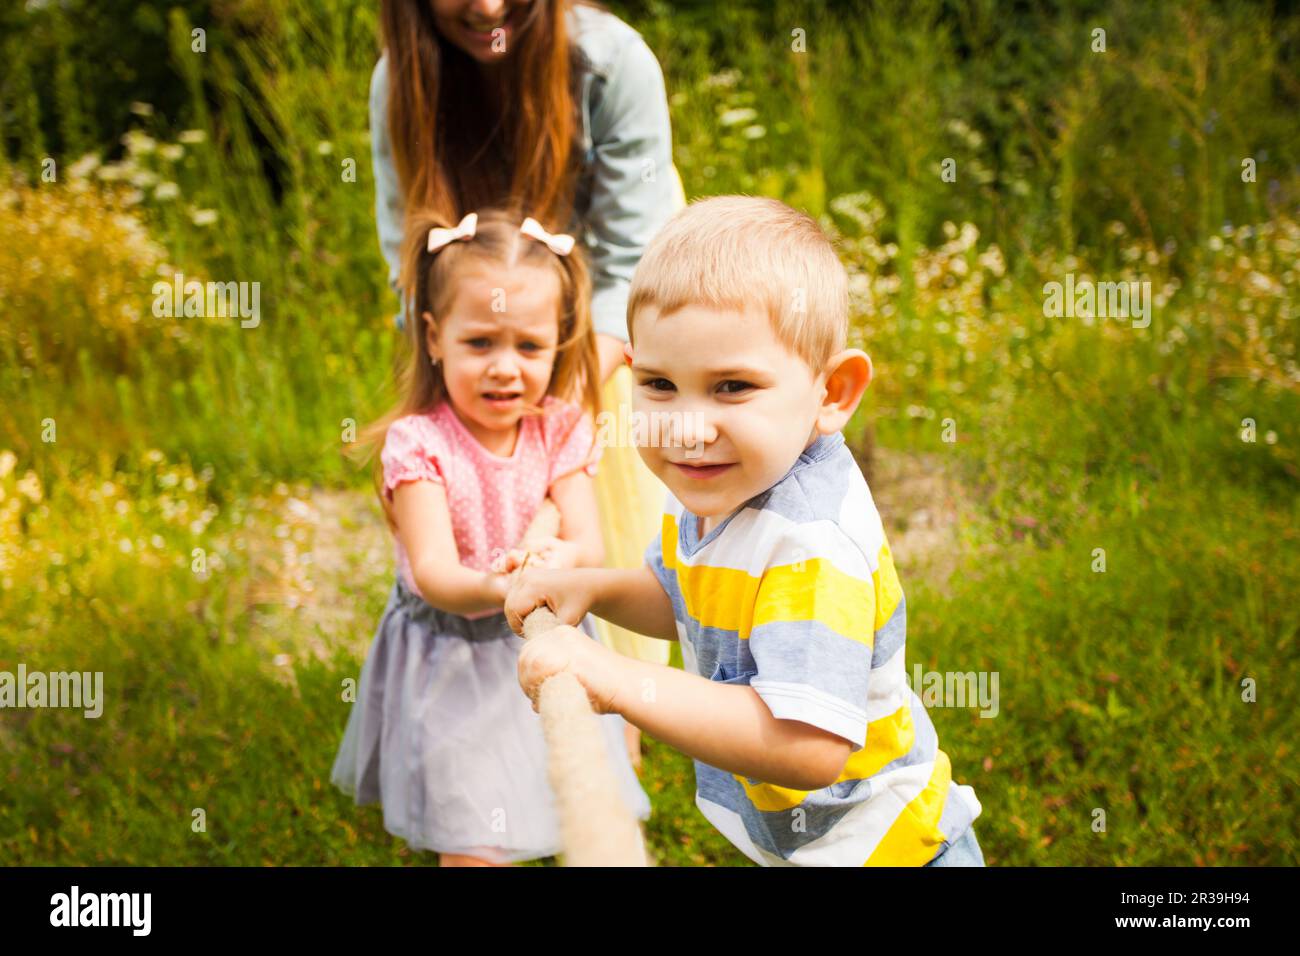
left=874, top=538, right=903, bottom=630
left=734, top=703, right=914, bottom=812
left=679, top=563, right=762, bottom=635
left=753, top=558, right=875, bottom=647
left=735, top=778, right=810, bottom=813
left=661, top=514, right=678, bottom=570
left=663, top=515, right=902, bottom=641
left=863, top=749, right=952, bottom=866
left=663, top=514, right=762, bottom=633
left=842, top=702, right=914, bottom=780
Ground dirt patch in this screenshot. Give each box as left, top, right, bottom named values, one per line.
left=240, top=487, right=392, bottom=690
left=866, top=447, right=977, bottom=593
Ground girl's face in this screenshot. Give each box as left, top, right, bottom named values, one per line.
left=425, top=261, right=562, bottom=448
left=431, top=0, right=535, bottom=64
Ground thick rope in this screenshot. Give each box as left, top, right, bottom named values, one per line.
left=514, top=500, right=647, bottom=867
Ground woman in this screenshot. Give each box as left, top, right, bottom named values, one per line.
left=370, top=0, right=682, bottom=791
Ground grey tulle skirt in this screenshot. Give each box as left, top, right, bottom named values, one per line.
left=330, top=578, right=651, bottom=863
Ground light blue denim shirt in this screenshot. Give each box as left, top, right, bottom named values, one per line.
left=370, top=3, right=677, bottom=341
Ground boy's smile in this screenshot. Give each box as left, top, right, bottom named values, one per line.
left=629, top=303, right=828, bottom=525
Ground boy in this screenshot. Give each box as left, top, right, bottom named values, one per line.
left=505, top=196, right=983, bottom=866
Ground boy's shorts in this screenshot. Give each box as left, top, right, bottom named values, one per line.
left=924, top=825, right=986, bottom=867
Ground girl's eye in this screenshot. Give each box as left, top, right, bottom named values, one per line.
left=466, top=338, right=491, bottom=349
left=718, top=380, right=756, bottom=394
left=518, top=341, right=541, bottom=353
left=640, top=378, right=674, bottom=392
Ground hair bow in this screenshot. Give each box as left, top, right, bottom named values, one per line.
left=427, top=212, right=478, bottom=253
left=520, top=217, right=575, bottom=256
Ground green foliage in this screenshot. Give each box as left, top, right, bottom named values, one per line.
left=1, top=0, right=1297, bottom=865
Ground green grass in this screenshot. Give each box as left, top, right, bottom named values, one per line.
left=2, top=0, right=1298, bottom=865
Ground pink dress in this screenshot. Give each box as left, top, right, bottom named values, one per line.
left=379, top=396, right=599, bottom=618
left=330, top=396, right=651, bottom=862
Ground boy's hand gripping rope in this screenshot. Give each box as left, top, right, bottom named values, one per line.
left=512, top=499, right=648, bottom=867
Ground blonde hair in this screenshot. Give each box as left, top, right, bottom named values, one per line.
left=357, top=206, right=600, bottom=527
left=626, top=195, right=848, bottom=369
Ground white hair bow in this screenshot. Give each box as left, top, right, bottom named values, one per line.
left=520, top=217, right=575, bottom=256
left=427, top=212, right=478, bottom=253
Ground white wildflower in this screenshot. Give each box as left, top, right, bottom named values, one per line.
left=16, top=471, right=43, bottom=503
left=122, top=130, right=157, bottom=156
left=67, top=154, right=101, bottom=179
left=703, top=69, right=741, bottom=89
left=719, top=107, right=758, bottom=127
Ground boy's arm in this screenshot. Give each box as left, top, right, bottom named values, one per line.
left=590, top=564, right=677, bottom=640
left=516, top=630, right=851, bottom=791
left=393, top=481, right=508, bottom=615
left=505, top=564, right=677, bottom=642
left=611, top=658, right=853, bottom=792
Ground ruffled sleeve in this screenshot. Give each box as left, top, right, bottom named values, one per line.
left=380, top=414, right=446, bottom=498
left=542, top=399, right=601, bottom=485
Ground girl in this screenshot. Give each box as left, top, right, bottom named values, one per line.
left=330, top=206, right=650, bottom=866
left=371, top=0, right=686, bottom=771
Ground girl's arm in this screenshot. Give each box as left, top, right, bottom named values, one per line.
left=392, top=480, right=508, bottom=615
left=546, top=468, right=604, bottom=568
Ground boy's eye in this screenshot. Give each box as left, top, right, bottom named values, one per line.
left=718, top=380, right=756, bottom=394
left=642, top=378, right=675, bottom=392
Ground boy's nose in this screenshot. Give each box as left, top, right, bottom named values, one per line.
left=678, top=408, right=718, bottom=453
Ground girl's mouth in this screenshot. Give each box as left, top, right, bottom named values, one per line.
left=482, top=390, right=522, bottom=407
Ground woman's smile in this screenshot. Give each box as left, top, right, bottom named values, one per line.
left=456, top=4, right=527, bottom=55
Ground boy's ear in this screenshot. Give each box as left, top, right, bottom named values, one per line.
left=815, top=349, right=873, bottom=435
left=622, top=341, right=634, bottom=366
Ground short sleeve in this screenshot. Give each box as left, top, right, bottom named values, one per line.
left=746, top=525, right=876, bottom=751
left=544, top=401, right=601, bottom=484
left=380, top=416, right=445, bottom=498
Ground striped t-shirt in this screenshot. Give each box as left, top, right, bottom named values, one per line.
left=644, top=432, right=981, bottom=865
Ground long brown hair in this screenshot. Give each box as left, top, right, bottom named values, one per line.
left=358, top=207, right=602, bottom=526
left=379, top=0, right=590, bottom=227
